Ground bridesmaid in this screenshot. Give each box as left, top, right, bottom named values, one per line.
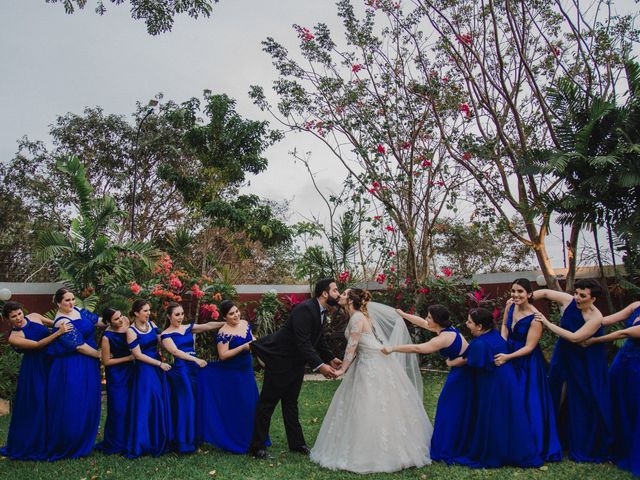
left=382, top=304, right=471, bottom=464
left=197, top=300, right=265, bottom=453
left=447, top=308, right=542, bottom=468
left=493, top=279, right=562, bottom=461
left=47, top=288, right=103, bottom=460
left=0, top=301, right=71, bottom=460
left=161, top=302, right=224, bottom=453
left=533, top=279, right=612, bottom=462
left=97, top=308, right=134, bottom=455
left=125, top=299, right=172, bottom=458
left=581, top=300, right=640, bottom=475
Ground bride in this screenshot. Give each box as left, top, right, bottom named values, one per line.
left=310, top=288, right=433, bottom=473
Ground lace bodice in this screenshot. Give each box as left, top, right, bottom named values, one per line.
left=341, top=311, right=382, bottom=370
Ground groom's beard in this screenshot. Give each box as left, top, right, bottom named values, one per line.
left=326, top=296, right=339, bottom=307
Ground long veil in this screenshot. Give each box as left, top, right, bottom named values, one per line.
left=367, top=301, right=423, bottom=398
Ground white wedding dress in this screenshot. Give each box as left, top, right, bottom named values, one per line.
left=310, top=310, right=433, bottom=473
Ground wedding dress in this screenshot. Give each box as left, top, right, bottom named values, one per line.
left=310, top=310, right=432, bottom=473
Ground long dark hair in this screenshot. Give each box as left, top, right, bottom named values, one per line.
left=469, top=308, right=495, bottom=331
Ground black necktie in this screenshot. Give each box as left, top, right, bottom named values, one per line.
left=321, top=310, right=328, bottom=325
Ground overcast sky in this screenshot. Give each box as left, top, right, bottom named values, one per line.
left=1, top=0, right=636, bottom=269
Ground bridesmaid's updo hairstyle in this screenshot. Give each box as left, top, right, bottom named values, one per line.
left=219, top=300, right=236, bottom=320
left=102, top=307, right=117, bottom=325
left=512, top=278, right=534, bottom=302
left=427, top=304, right=452, bottom=328
left=2, top=301, right=22, bottom=318
left=164, top=301, right=183, bottom=327
left=129, top=299, right=150, bottom=319
left=347, top=288, right=372, bottom=316
left=469, top=308, right=495, bottom=331
left=53, top=287, right=72, bottom=305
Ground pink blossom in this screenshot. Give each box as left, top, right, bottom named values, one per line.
left=352, top=64, right=363, bottom=73
left=130, top=282, right=141, bottom=295
left=462, top=151, right=472, bottom=161
left=441, top=267, right=453, bottom=277
left=390, top=266, right=395, bottom=272
left=457, top=33, right=472, bottom=46
left=442, top=76, right=449, bottom=83
left=338, top=271, right=351, bottom=283
left=459, top=102, right=471, bottom=118
left=385, top=225, right=395, bottom=232
left=296, top=26, right=315, bottom=42
left=191, top=284, right=204, bottom=298
left=376, top=144, right=386, bottom=154
left=169, top=275, right=183, bottom=290
left=421, top=159, right=432, bottom=168
left=417, top=287, right=430, bottom=294
left=372, top=215, right=382, bottom=221
left=400, top=141, right=411, bottom=150
left=388, top=251, right=396, bottom=257
left=376, top=273, right=387, bottom=284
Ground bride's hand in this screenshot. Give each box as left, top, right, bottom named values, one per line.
left=381, top=346, right=393, bottom=355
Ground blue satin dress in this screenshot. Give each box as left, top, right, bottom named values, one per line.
left=548, top=300, right=612, bottom=462
left=162, top=324, right=200, bottom=453
left=0, top=318, right=50, bottom=460
left=46, top=307, right=101, bottom=460
left=97, top=331, right=133, bottom=454
left=431, top=327, right=473, bottom=464
left=609, top=306, right=640, bottom=475
left=125, top=322, right=172, bottom=458
left=197, top=324, right=266, bottom=453
left=505, top=305, right=562, bottom=461
left=456, top=329, right=543, bottom=468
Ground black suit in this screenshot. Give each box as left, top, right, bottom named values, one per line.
left=250, top=298, right=335, bottom=451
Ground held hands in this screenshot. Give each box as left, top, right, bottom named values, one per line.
left=318, top=363, right=338, bottom=379
left=195, top=358, right=207, bottom=368
left=580, top=338, right=594, bottom=348
left=381, top=346, right=393, bottom=355
left=329, top=358, right=342, bottom=369
left=159, top=361, right=171, bottom=372
left=494, top=353, right=509, bottom=366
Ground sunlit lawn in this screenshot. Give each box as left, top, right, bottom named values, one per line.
left=0, top=372, right=633, bottom=479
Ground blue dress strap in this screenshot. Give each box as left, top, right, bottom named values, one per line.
left=627, top=306, right=640, bottom=328
left=127, top=327, right=140, bottom=349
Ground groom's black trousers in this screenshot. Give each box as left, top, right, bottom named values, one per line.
left=250, top=366, right=306, bottom=451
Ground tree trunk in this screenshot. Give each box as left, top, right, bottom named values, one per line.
left=525, top=220, right=562, bottom=291
left=565, top=222, right=581, bottom=293
left=593, top=226, right=614, bottom=313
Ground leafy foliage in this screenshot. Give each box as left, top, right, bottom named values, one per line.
left=44, top=0, right=217, bottom=35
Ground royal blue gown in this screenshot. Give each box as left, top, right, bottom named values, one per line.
left=97, top=331, right=133, bottom=454
left=505, top=305, right=562, bottom=461
left=197, top=324, right=265, bottom=453
left=456, top=329, right=542, bottom=468
left=431, top=326, right=472, bottom=464
left=46, top=307, right=101, bottom=460
left=162, top=324, right=200, bottom=453
left=0, top=318, right=51, bottom=460
left=548, top=300, right=612, bottom=462
left=609, top=306, right=640, bottom=475
left=125, top=322, right=172, bottom=458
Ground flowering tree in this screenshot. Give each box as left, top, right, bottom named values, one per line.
left=407, top=0, right=637, bottom=289
left=250, top=0, right=471, bottom=283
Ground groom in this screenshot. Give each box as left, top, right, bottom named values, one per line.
left=249, top=278, right=342, bottom=458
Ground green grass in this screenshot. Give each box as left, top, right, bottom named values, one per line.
left=0, top=373, right=633, bottom=480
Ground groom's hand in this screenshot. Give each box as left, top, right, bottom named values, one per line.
left=318, top=363, right=337, bottom=379
left=329, top=358, right=342, bottom=369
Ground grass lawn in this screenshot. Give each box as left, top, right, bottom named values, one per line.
left=0, top=372, right=633, bottom=480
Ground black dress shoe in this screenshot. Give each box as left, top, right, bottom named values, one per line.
left=251, top=449, right=273, bottom=460
left=290, top=445, right=311, bottom=455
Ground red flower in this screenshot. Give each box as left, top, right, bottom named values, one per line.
left=376, top=144, right=386, bottom=154
left=191, top=284, right=204, bottom=298
left=459, top=102, right=471, bottom=118
left=338, top=271, right=351, bottom=283
left=550, top=45, right=561, bottom=57
left=376, top=273, right=387, bottom=284
left=457, top=33, right=472, bottom=46
left=388, top=251, right=396, bottom=257
left=421, top=159, right=432, bottom=168
left=390, top=266, right=395, bottom=272
left=442, top=76, right=449, bottom=83
left=296, top=26, right=314, bottom=42
left=352, top=64, right=363, bottom=73
left=130, top=282, right=141, bottom=295
left=372, top=215, right=382, bottom=221
left=417, top=287, right=430, bottom=294
left=385, top=225, right=395, bottom=232
left=400, top=141, right=411, bottom=150
left=169, top=275, right=182, bottom=290
left=462, top=151, right=472, bottom=161
left=441, top=267, right=454, bottom=277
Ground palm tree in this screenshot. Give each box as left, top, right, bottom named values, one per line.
left=36, top=156, right=159, bottom=295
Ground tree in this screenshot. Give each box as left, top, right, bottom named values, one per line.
left=250, top=0, right=471, bottom=283
left=36, top=156, right=158, bottom=293
left=433, top=217, right=535, bottom=278
left=409, top=0, right=637, bottom=290
left=45, top=0, right=217, bottom=35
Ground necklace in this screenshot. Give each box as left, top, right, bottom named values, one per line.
left=135, top=321, right=150, bottom=333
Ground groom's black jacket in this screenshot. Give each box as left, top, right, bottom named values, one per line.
left=252, top=298, right=334, bottom=376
